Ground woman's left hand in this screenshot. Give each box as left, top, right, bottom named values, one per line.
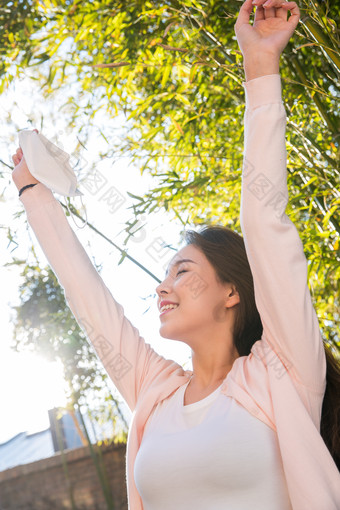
left=235, top=0, right=300, bottom=60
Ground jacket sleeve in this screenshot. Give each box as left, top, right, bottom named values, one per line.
left=20, top=184, right=180, bottom=412
left=240, top=74, right=326, bottom=396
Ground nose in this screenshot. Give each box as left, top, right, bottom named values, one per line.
left=156, top=273, right=173, bottom=298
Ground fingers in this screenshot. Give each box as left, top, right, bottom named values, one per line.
left=239, top=0, right=300, bottom=26
left=253, top=0, right=299, bottom=12
left=12, top=129, right=39, bottom=167
left=281, top=2, right=300, bottom=28
left=12, top=154, right=19, bottom=166
left=237, top=0, right=300, bottom=24
left=235, top=0, right=254, bottom=30
left=262, top=6, right=276, bottom=18
left=254, top=0, right=287, bottom=6
left=254, top=5, right=265, bottom=22
left=12, top=148, right=23, bottom=167
left=261, top=0, right=277, bottom=18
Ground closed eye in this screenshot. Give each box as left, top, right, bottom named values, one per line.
left=176, top=269, right=187, bottom=276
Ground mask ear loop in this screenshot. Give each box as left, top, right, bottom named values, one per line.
left=65, top=195, right=88, bottom=230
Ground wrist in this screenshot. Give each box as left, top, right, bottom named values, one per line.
left=13, top=175, right=40, bottom=191
left=18, top=183, right=38, bottom=197
left=243, top=53, right=280, bottom=81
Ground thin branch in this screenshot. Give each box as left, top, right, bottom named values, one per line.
left=289, top=53, right=338, bottom=135
left=301, top=15, right=340, bottom=76
left=60, top=202, right=161, bottom=283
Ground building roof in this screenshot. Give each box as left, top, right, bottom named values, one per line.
left=0, top=406, right=125, bottom=473
left=0, top=429, right=54, bottom=472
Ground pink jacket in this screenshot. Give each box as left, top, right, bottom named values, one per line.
left=20, top=74, right=340, bottom=509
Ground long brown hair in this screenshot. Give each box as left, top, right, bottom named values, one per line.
left=185, top=225, right=340, bottom=470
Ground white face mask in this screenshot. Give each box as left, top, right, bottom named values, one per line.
left=18, top=130, right=83, bottom=197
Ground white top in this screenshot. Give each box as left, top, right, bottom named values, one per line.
left=134, top=380, right=292, bottom=510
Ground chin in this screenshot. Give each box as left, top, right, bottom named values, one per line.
left=159, top=324, right=188, bottom=343
left=159, top=326, right=176, bottom=340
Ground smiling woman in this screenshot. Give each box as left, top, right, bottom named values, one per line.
left=9, top=0, right=340, bottom=508
left=156, top=242, right=241, bottom=378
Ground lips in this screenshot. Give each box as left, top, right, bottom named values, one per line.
left=159, top=300, right=179, bottom=315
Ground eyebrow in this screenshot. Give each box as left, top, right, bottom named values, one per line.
left=165, top=258, right=197, bottom=277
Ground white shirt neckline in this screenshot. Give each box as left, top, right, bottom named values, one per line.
left=182, top=380, right=224, bottom=412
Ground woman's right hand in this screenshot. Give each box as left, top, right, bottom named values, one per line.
left=235, top=0, right=300, bottom=80
left=12, top=131, right=41, bottom=192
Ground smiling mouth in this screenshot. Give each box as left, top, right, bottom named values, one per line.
left=160, top=304, right=179, bottom=315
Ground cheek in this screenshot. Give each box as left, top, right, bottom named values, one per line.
left=179, top=290, right=213, bottom=318
left=175, top=275, right=224, bottom=318
left=176, top=273, right=208, bottom=302
left=188, top=288, right=227, bottom=324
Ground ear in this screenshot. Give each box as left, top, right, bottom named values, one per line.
left=225, top=284, right=240, bottom=309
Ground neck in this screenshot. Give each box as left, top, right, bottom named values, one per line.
left=189, top=343, right=239, bottom=390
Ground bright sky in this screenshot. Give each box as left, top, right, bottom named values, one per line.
left=0, top=74, right=192, bottom=444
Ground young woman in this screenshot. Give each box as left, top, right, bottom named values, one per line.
left=11, top=0, right=340, bottom=508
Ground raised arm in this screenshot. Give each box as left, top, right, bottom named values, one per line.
left=11, top=149, right=184, bottom=412
left=235, top=0, right=326, bottom=394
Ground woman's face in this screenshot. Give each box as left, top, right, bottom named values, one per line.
left=156, top=244, right=239, bottom=344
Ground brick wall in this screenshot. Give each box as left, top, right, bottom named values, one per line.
left=0, top=442, right=127, bottom=510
